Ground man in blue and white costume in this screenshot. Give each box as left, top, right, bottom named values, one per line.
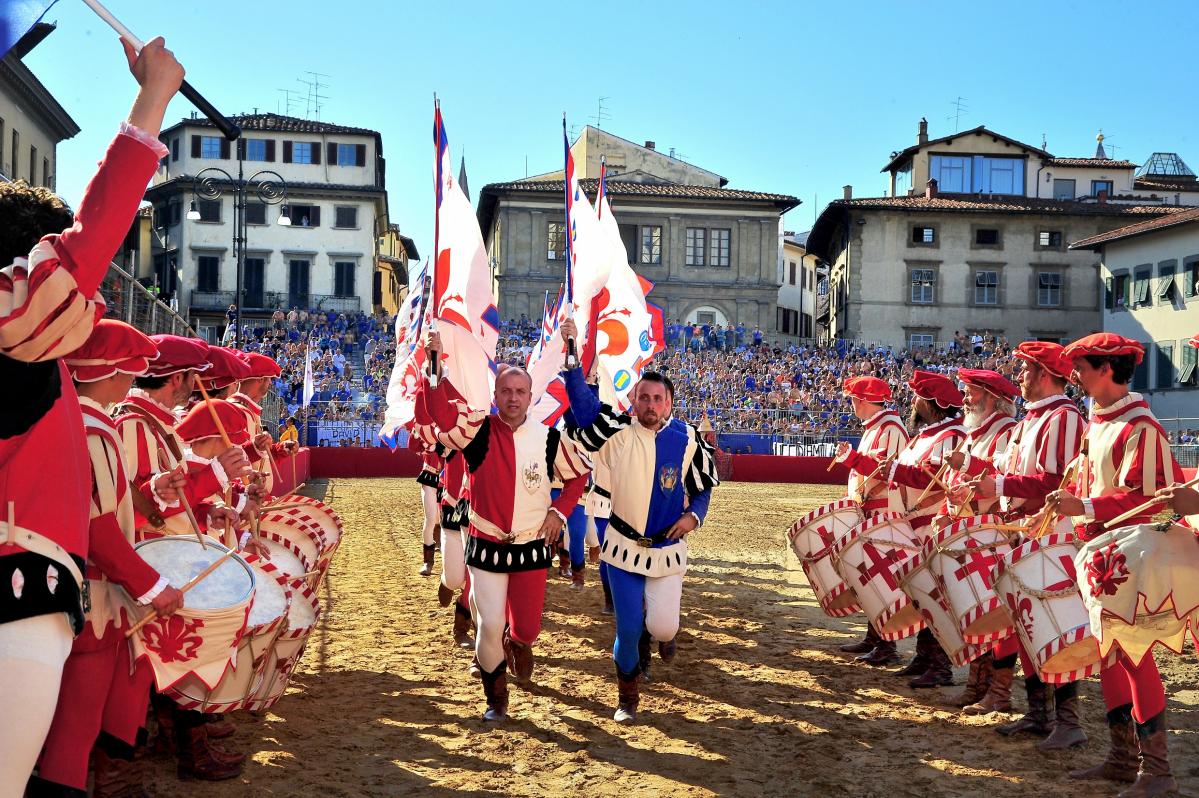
left=560, top=319, right=719, bottom=723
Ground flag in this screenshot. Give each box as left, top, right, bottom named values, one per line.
left=0, top=0, right=57, bottom=61
left=301, top=344, right=315, bottom=407
left=458, top=154, right=470, bottom=202
left=527, top=286, right=569, bottom=426
left=380, top=260, right=430, bottom=442
left=430, top=102, right=498, bottom=411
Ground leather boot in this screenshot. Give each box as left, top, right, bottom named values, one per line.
left=589, top=545, right=601, bottom=564
left=601, top=578, right=614, bottom=616
left=859, top=637, right=900, bottom=666
left=152, top=696, right=176, bottom=756
left=909, top=639, right=954, bottom=688
left=480, top=663, right=509, bottom=722
left=571, top=564, right=585, bottom=591
left=1038, top=684, right=1087, bottom=750
left=503, top=631, right=534, bottom=685
left=893, top=628, right=933, bottom=676
left=638, top=628, right=653, bottom=683
left=469, top=655, right=481, bottom=679
left=437, top=582, right=455, bottom=607
left=658, top=637, right=677, bottom=665
left=1118, top=711, right=1178, bottom=797
left=176, top=726, right=244, bottom=781
left=1072, top=705, right=1137, bottom=783
left=176, top=709, right=245, bottom=766
left=23, top=776, right=87, bottom=797
left=997, top=677, right=1052, bottom=736
left=419, top=544, right=436, bottom=576
left=453, top=604, right=474, bottom=649
left=964, top=665, right=1014, bottom=715
left=557, top=550, right=571, bottom=578
left=204, top=713, right=236, bottom=740
left=614, top=666, right=641, bottom=724
left=93, top=747, right=150, bottom=798
left=951, top=653, right=993, bottom=708
left=840, top=624, right=881, bottom=654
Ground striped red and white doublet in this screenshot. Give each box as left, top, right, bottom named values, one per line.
left=950, top=412, right=1017, bottom=515
left=889, top=416, right=967, bottom=520
left=845, top=410, right=908, bottom=508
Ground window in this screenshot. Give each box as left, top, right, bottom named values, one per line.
left=292, top=142, right=314, bottom=164
left=244, top=257, right=265, bottom=306
left=1039, top=230, right=1063, bottom=248
left=1155, top=343, right=1175, bottom=390
left=1157, top=262, right=1177, bottom=301
left=640, top=225, right=662, bottom=265
left=11, top=130, right=18, bottom=177
left=1180, top=344, right=1197, bottom=385
left=42, top=157, right=49, bottom=188
left=1052, top=179, right=1076, bottom=200
left=974, top=228, right=1000, bottom=246
left=931, top=155, right=971, bottom=192
left=1133, top=267, right=1152, bottom=307
left=197, top=199, right=221, bottom=223
left=911, top=225, right=936, bottom=245
left=200, top=136, right=222, bottom=159
left=288, top=204, right=319, bottom=227
left=336, top=144, right=357, bottom=166
left=1186, top=258, right=1199, bottom=298
left=1133, top=357, right=1150, bottom=391
left=788, top=261, right=797, bottom=285
left=1038, top=272, right=1062, bottom=307
left=334, top=206, right=358, bottom=228
left=334, top=261, right=356, bottom=297
left=1091, top=180, right=1114, bottom=197
left=910, top=333, right=935, bottom=350
left=910, top=268, right=936, bottom=304
left=547, top=221, right=566, bottom=260
left=29, top=145, right=36, bottom=185
left=244, top=202, right=266, bottom=225
left=929, top=154, right=1025, bottom=195
left=709, top=229, right=731, bottom=267
left=974, top=270, right=998, bottom=305
left=288, top=259, right=310, bottom=308
left=245, top=139, right=268, bottom=161
left=1107, top=273, right=1130, bottom=310
left=685, top=228, right=706, bottom=266
left=618, top=223, right=638, bottom=265
left=695, top=311, right=717, bottom=325
left=196, top=255, right=220, bottom=292
left=171, top=138, right=179, bottom=162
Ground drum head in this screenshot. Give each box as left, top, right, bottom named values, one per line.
left=134, top=538, right=253, bottom=609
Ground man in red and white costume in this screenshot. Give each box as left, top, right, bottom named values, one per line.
left=422, top=332, right=590, bottom=722
left=0, top=37, right=183, bottom=794
left=1049, top=333, right=1181, bottom=796
left=231, top=350, right=297, bottom=496
left=408, top=431, right=444, bottom=578
left=883, top=370, right=966, bottom=688
left=195, top=345, right=251, bottom=402
left=31, top=321, right=186, bottom=797
left=833, top=376, right=908, bottom=665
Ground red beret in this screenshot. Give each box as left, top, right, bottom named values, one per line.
left=957, top=368, right=1020, bottom=401
left=146, top=335, right=211, bottom=377
left=842, top=376, right=892, bottom=403
left=1013, top=341, right=1073, bottom=380
left=908, top=369, right=963, bottom=409
left=175, top=399, right=251, bottom=445
left=200, top=346, right=253, bottom=391
left=237, top=351, right=282, bottom=379
left=64, top=319, right=157, bottom=383
left=1063, top=333, right=1145, bottom=366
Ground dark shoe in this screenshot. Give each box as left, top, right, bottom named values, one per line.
left=894, top=629, right=934, bottom=676
left=963, top=666, right=1014, bottom=715
left=419, top=544, right=436, bottom=576
left=841, top=624, right=882, bottom=654
left=950, top=653, right=993, bottom=708
left=24, top=776, right=87, bottom=797
left=177, top=726, right=244, bottom=781
left=1072, top=705, right=1137, bottom=783
left=432, top=524, right=441, bottom=548
left=453, top=604, right=474, bottom=649
left=1038, top=694, right=1088, bottom=750
left=638, top=628, right=653, bottom=683
left=480, top=663, right=509, bottom=722
left=997, top=678, right=1052, bottom=736
left=601, top=580, right=614, bottom=615
left=909, top=648, right=954, bottom=689
left=503, top=631, right=534, bottom=685
left=92, top=746, right=150, bottom=798
left=1118, top=711, right=1178, bottom=797
left=437, top=582, right=455, bottom=607
left=204, top=717, right=237, bottom=740
left=859, top=640, right=900, bottom=666
left=614, top=667, right=640, bottom=723
left=658, top=638, right=677, bottom=665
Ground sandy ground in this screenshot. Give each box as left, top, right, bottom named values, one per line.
left=148, top=478, right=1199, bottom=797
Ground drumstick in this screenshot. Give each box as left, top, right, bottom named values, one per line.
left=1103, top=475, right=1199, bottom=530
left=125, top=548, right=238, bottom=637
left=1032, top=442, right=1089, bottom=539
left=913, top=439, right=968, bottom=507
left=194, top=380, right=234, bottom=449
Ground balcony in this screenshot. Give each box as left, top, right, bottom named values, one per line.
left=189, top=290, right=235, bottom=311
left=311, top=294, right=361, bottom=313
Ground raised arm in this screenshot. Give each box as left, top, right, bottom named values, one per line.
left=564, top=366, right=630, bottom=453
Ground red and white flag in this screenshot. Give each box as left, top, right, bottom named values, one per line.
left=380, top=261, right=429, bottom=438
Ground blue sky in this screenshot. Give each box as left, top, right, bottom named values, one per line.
left=23, top=0, right=1199, bottom=258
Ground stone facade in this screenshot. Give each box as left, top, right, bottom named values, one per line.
left=0, top=25, right=79, bottom=187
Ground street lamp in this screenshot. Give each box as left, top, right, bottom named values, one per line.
left=187, top=157, right=289, bottom=347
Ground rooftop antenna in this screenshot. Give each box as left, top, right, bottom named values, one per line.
left=947, top=96, right=968, bottom=132
left=297, top=71, right=331, bottom=120
left=276, top=88, right=300, bottom=116
left=1042, top=133, right=1047, bottom=150
left=589, top=96, right=611, bottom=129
left=568, top=124, right=581, bottom=141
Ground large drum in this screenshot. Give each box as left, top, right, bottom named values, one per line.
left=277, top=497, right=344, bottom=555
left=1075, top=522, right=1199, bottom=666
left=897, top=553, right=984, bottom=666
left=257, top=534, right=313, bottom=582
left=787, top=499, right=864, bottom=617
left=832, top=513, right=925, bottom=641
left=131, top=538, right=253, bottom=691
left=259, top=514, right=324, bottom=573
left=245, top=577, right=321, bottom=712
left=992, top=531, right=1106, bottom=684
left=924, top=515, right=1016, bottom=645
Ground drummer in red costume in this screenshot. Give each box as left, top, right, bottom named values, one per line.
left=0, top=36, right=183, bottom=794
left=31, top=321, right=186, bottom=797
left=881, top=369, right=966, bottom=687
left=196, top=345, right=251, bottom=402
left=1047, top=333, right=1181, bottom=796
left=231, top=351, right=298, bottom=496
left=832, top=376, right=908, bottom=665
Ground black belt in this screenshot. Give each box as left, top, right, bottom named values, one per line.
left=609, top=514, right=673, bottom=548
left=592, top=485, right=611, bottom=499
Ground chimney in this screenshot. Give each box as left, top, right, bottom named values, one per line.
left=843, top=185, right=853, bottom=201
left=925, top=178, right=938, bottom=199
left=918, top=117, right=928, bottom=145
left=1097, top=189, right=1108, bottom=204
left=644, top=140, right=656, bottom=151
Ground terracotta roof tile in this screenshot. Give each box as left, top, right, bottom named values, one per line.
left=1069, top=206, right=1199, bottom=250
left=1134, top=177, right=1199, bottom=193
left=481, top=178, right=799, bottom=206
left=162, top=113, right=379, bottom=138
left=839, top=194, right=1181, bottom=217
left=1049, top=158, right=1138, bottom=168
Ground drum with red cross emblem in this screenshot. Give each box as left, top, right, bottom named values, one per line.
left=786, top=499, right=864, bottom=618
left=925, top=515, right=1016, bottom=645
left=832, top=513, right=925, bottom=641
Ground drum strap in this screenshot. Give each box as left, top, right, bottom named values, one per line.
left=1, top=504, right=85, bottom=590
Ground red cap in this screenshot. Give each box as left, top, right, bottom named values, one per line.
left=1013, top=341, right=1073, bottom=380
left=908, top=369, right=964, bottom=409
left=200, top=346, right=253, bottom=391
left=175, top=399, right=251, bottom=445
left=237, top=351, right=282, bottom=379
left=64, top=319, right=157, bottom=383
left=842, top=376, right=892, bottom=403
left=1063, top=332, right=1145, bottom=366
left=146, top=335, right=211, bottom=377
left=957, top=368, right=1020, bottom=401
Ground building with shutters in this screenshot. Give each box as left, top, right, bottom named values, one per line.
left=1070, top=208, right=1199, bottom=420
left=144, top=112, right=393, bottom=340
left=0, top=22, right=79, bottom=188
left=779, top=232, right=819, bottom=340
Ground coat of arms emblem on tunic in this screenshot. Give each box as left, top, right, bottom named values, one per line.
left=522, top=460, right=543, bottom=493
left=658, top=465, right=679, bottom=493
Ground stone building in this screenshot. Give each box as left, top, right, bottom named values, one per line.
left=780, top=232, right=818, bottom=339
left=476, top=127, right=799, bottom=330
left=0, top=22, right=79, bottom=187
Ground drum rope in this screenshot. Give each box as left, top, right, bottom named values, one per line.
left=1004, top=571, right=1079, bottom=600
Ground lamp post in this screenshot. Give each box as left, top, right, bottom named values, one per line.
left=187, top=151, right=290, bottom=347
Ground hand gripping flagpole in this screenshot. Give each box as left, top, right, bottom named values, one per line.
left=80, top=0, right=242, bottom=141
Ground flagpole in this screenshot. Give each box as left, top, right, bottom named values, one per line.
left=562, top=114, right=578, bottom=369
left=427, top=98, right=442, bottom=385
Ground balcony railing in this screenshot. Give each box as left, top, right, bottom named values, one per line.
left=311, top=294, right=361, bottom=313
left=189, top=290, right=235, bottom=311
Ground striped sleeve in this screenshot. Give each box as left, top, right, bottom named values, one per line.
left=1036, top=407, right=1084, bottom=476
left=551, top=432, right=592, bottom=482
left=1118, top=421, right=1179, bottom=496
left=118, top=417, right=161, bottom=485
left=568, top=404, right=632, bottom=453
left=426, top=380, right=487, bottom=451
left=88, top=432, right=121, bottom=519
left=684, top=426, right=721, bottom=495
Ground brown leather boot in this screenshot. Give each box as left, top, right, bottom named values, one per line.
left=204, top=713, right=236, bottom=739
left=92, top=747, right=149, bottom=798
left=503, top=631, right=534, bottom=685
left=1072, top=705, right=1138, bottom=783
left=1118, top=711, right=1178, bottom=797
left=658, top=637, right=677, bottom=665
left=480, top=663, right=509, bottom=722
left=571, top=564, right=585, bottom=590
left=893, top=628, right=933, bottom=676
left=453, top=604, right=474, bottom=649
left=859, top=638, right=900, bottom=666
left=437, top=582, right=455, bottom=607
left=177, top=726, right=244, bottom=781
left=951, top=653, right=993, bottom=708
left=638, top=628, right=653, bottom=683
left=841, top=624, right=881, bottom=654
left=964, top=665, right=1014, bottom=715
left=1039, top=684, right=1087, bottom=750
left=996, top=677, right=1052, bottom=735
left=909, top=640, right=954, bottom=688
left=419, top=544, right=436, bottom=576
left=614, top=667, right=641, bottom=724
left=557, top=550, right=571, bottom=578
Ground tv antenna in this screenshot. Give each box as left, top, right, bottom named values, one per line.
left=277, top=88, right=300, bottom=116
left=590, top=96, right=611, bottom=129
left=947, top=96, right=969, bottom=132
left=297, top=71, right=331, bottom=120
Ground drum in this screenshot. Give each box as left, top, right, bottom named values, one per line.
left=992, top=531, right=1106, bottom=684
left=786, top=499, right=864, bottom=617
left=897, top=553, right=984, bottom=666
left=1075, top=522, right=1199, bottom=666
left=925, top=515, right=1016, bottom=645
left=264, top=505, right=341, bottom=559
left=258, top=534, right=312, bottom=581
left=259, top=514, right=324, bottom=571
left=164, top=555, right=293, bottom=713
left=283, top=496, right=344, bottom=547
left=832, top=513, right=925, bottom=641
left=245, top=577, right=321, bottom=712
left=131, top=538, right=253, bottom=691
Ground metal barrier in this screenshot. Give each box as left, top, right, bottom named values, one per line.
left=1172, top=445, right=1198, bottom=469
left=99, top=263, right=196, bottom=337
